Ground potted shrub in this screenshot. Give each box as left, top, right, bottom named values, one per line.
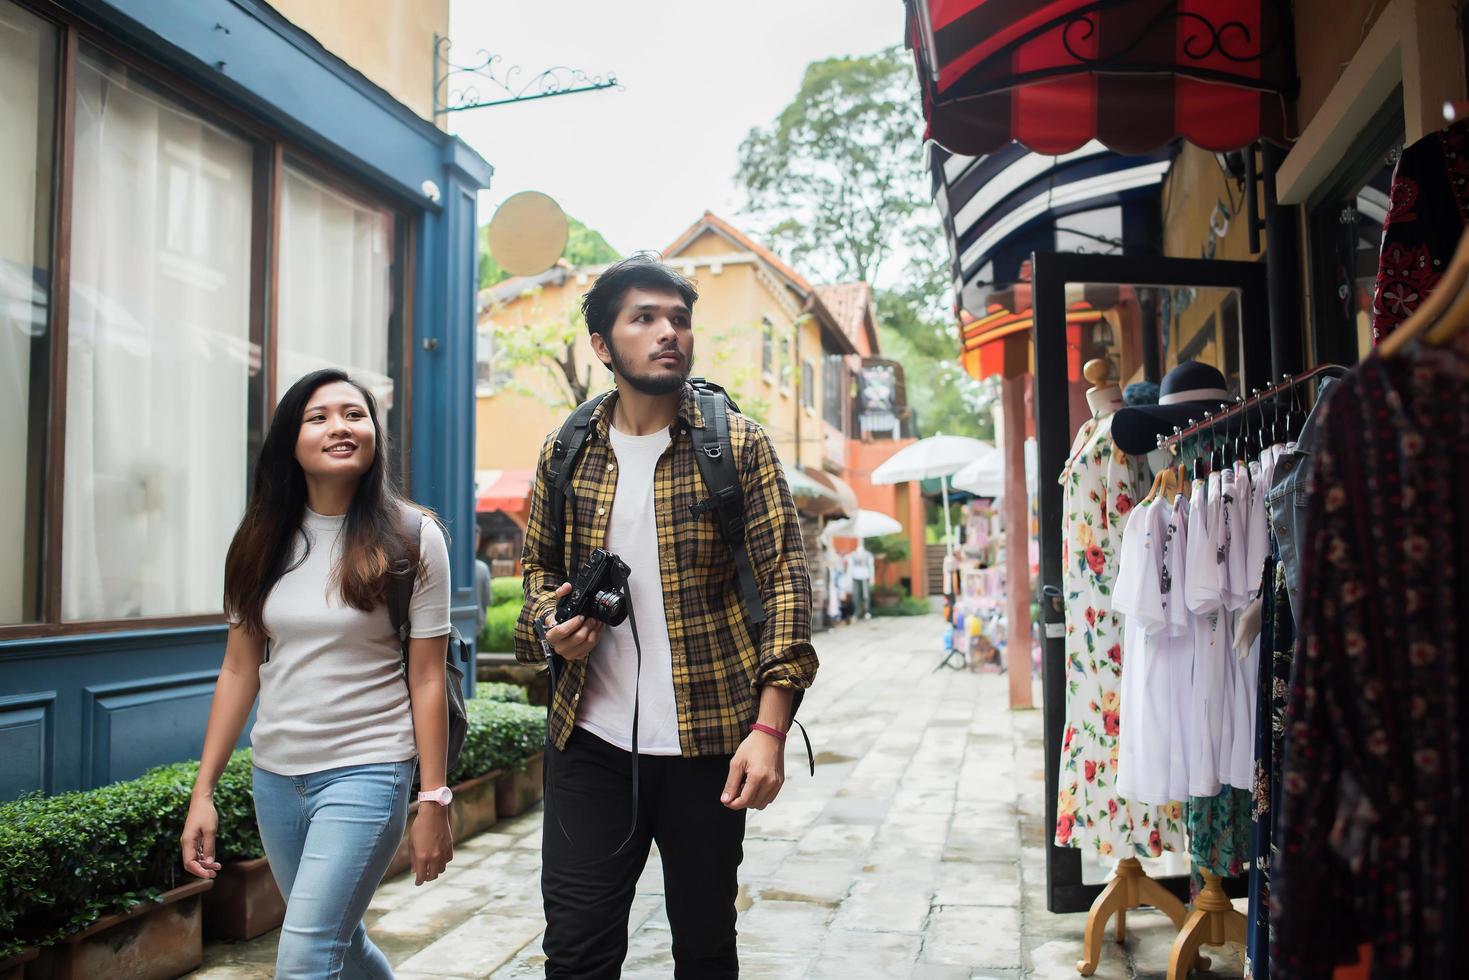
left=201, top=750, right=284, bottom=943
left=0, top=760, right=213, bottom=980
left=382, top=691, right=547, bottom=879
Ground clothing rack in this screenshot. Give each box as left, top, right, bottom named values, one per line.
left=1156, top=364, right=1349, bottom=452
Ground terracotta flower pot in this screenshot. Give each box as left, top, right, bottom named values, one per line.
left=448, top=770, right=501, bottom=842
left=0, top=947, right=38, bottom=980
left=202, top=856, right=285, bottom=941
left=494, top=753, right=545, bottom=818
left=36, top=878, right=212, bottom=980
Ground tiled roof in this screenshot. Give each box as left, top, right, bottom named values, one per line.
left=664, top=211, right=814, bottom=295
left=814, top=282, right=877, bottom=354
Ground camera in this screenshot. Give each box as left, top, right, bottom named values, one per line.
left=556, top=548, right=631, bottom=627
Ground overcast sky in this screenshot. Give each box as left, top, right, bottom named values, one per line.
left=447, top=0, right=908, bottom=257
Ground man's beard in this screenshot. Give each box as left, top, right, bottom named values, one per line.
left=607, top=341, right=692, bottom=396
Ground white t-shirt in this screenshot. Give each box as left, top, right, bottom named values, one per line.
left=848, top=548, right=875, bottom=581
left=1184, top=477, right=1228, bottom=798
left=1115, top=498, right=1189, bottom=806
left=251, top=508, right=451, bottom=776
left=576, top=425, right=681, bottom=756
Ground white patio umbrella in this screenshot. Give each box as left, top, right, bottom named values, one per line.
left=823, top=509, right=903, bottom=540
left=870, top=435, right=997, bottom=556
left=951, top=438, right=1037, bottom=500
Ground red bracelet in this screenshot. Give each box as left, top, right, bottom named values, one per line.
left=749, top=722, right=787, bottom=742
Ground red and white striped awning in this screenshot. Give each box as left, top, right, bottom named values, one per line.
left=907, top=0, right=1294, bottom=156
left=475, top=469, right=535, bottom=515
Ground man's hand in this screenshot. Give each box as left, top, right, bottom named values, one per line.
left=721, top=728, right=786, bottom=810
left=410, top=802, right=453, bottom=886
left=542, top=582, right=605, bottom=662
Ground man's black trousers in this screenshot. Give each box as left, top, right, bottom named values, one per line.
left=541, top=728, right=746, bottom=979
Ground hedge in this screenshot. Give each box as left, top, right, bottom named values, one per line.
left=0, top=697, right=544, bottom=959
left=489, top=577, right=523, bottom=606
left=474, top=681, right=529, bottom=704
left=480, top=601, right=518, bottom=653
left=873, top=595, right=932, bottom=617
left=450, top=697, right=546, bottom=784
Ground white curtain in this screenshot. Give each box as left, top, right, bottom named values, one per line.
left=277, top=166, right=394, bottom=416
left=0, top=6, right=55, bottom=624
left=63, top=47, right=253, bottom=621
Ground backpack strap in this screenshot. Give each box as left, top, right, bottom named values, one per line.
left=545, top=392, right=611, bottom=573
left=690, top=389, right=768, bottom=628
left=387, top=506, right=421, bottom=663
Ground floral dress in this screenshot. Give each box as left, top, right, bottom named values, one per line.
left=1055, top=413, right=1186, bottom=858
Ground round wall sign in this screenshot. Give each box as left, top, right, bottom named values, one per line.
left=485, top=191, right=570, bottom=277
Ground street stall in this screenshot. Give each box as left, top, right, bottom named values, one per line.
left=906, top=0, right=1469, bottom=976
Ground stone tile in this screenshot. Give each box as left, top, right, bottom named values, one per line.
left=830, top=875, right=934, bottom=934
left=921, top=905, right=1023, bottom=969
left=794, top=820, right=879, bottom=858
left=807, top=929, right=922, bottom=978
left=395, top=914, right=544, bottom=977
left=1028, top=937, right=1131, bottom=980
left=932, top=860, right=1022, bottom=907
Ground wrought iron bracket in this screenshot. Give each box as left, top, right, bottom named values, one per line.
left=433, top=34, right=619, bottom=117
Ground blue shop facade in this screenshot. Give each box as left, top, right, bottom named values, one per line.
left=0, top=0, right=492, bottom=800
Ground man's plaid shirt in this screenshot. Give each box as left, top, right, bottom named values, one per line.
left=514, top=383, right=818, bottom=756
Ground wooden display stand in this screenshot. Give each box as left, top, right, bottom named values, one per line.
left=1077, top=857, right=1206, bottom=976
left=1166, top=870, right=1246, bottom=979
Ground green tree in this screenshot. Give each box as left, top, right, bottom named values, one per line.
left=738, top=47, right=990, bottom=442
left=478, top=213, right=621, bottom=291
left=738, top=46, right=925, bottom=287
left=484, top=287, right=599, bottom=412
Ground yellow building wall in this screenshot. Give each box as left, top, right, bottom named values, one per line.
left=270, top=0, right=447, bottom=124
left=1158, top=144, right=1263, bottom=384
left=477, top=252, right=823, bottom=473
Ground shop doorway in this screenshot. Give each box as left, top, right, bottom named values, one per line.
left=1030, top=252, right=1269, bottom=913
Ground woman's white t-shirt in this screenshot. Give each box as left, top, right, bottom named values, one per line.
left=250, top=507, right=451, bottom=775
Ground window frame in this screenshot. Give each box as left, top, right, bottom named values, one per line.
left=2, top=1, right=418, bottom=640
left=760, top=315, right=774, bottom=380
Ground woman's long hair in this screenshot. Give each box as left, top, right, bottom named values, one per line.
left=223, top=369, right=428, bottom=637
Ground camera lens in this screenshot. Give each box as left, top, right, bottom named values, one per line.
left=592, top=589, right=627, bottom=626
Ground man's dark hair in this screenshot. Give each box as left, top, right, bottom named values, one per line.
left=580, top=252, right=698, bottom=339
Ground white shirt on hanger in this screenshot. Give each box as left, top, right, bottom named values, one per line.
left=1184, top=477, right=1227, bottom=798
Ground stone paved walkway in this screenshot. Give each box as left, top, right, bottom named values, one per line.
left=195, top=612, right=1246, bottom=979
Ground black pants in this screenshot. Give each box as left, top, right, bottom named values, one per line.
left=542, top=728, right=746, bottom=979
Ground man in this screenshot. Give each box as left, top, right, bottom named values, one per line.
left=846, top=543, right=874, bottom=620
left=515, top=254, right=817, bottom=979
left=473, top=524, right=492, bottom=640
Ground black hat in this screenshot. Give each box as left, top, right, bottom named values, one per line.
left=1112, top=361, right=1232, bottom=454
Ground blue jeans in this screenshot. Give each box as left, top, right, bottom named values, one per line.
left=252, top=760, right=414, bottom=979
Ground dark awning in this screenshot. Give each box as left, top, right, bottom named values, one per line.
left=907, top=0, right=1294, bottom=156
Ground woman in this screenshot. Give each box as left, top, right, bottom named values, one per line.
left=181, top=368, right=453, bottom=978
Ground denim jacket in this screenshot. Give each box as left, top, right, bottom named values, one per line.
left=1266, top=377, right=1338, bottom=620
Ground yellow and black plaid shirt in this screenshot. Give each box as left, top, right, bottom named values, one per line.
left=514, top=383, right=817, bottom=756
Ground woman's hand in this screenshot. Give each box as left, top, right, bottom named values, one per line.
left=180, top=794, right=222, bottom=879
left=410, top=803, right=453, bottom=886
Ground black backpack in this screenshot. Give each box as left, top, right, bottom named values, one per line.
left=545, top=378, right=767, bottom=629
left=387, top=506, right=471, bottom=776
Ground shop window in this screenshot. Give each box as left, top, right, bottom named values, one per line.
left=1307, top=94, right=1403, bottom=367
left=760, top=316, right=773, bottom=376
left=801, top=359, right=815, bottom=411
left=0, top=3, right=57, bottom=625
left=4, top=10, right=413, bottom=633
left=822, top=352, right=845, bottom=429
left=476, top=324, right=510, bottom=394
left=62, top=44, right=256, bottom=622
left=277, top=163, right=400, bottom=444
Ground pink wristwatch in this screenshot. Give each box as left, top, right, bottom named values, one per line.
left=418, top=786, right=453, bottom=806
